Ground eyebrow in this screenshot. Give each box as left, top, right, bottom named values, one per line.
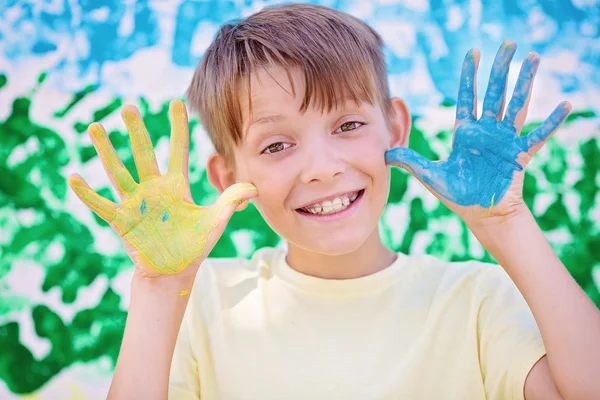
left=246, top=115, right=286, bottom=137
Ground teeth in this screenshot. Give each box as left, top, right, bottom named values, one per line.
left=302, top=191, right=361, bottom=215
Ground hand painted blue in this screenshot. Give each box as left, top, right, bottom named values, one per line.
left=386, top=42, right=571, bottom=208
left=140, top=199, right=147, bottom=215
left=162, top=210, right=169, bottom=222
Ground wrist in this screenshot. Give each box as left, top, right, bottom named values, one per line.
left=131, top=268, right=196, bottom=297
left=469, top=204, right=536, bottom=255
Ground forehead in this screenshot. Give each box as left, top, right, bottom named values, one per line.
left=235, top=63, right=386, bottom=143
left=239, top=66, right=304, bottom=121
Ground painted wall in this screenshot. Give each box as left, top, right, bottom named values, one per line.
left=1, top=0, right=599, bottom=398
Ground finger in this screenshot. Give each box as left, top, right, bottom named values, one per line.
left=235, top=199, right=249, bottom=212
left=121, top=105, right=161, bottom=182
left=481, top=41, right=517, bottom=121
left=385, top=148, right=450, bottom=199
left=522, top=101, right=572, bottom=154
left=385, top=147, right=437, bottom=181
left=211, top=182, right=258, bottom=221
left=456, top=48, right=480, bottom=122
left=195, top=182, right=258, bottom=237
left=503, top=52, right=541, bottom=133
left=198, top=200, right=244, bottom=262
left=88, top=123, right=137, bottom=198
left=167, top=99, right=190, bottom=177
left=68, top=173, right=117, bottom=221
left=196, top=183, right=258, bottom=262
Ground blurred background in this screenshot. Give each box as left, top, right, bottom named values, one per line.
left=1, top=0, right=599, bottom=398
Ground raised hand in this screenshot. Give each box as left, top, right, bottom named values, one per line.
left=68, top=100, right=257, bottom=278
left=386, top=41, right=571, bottom=225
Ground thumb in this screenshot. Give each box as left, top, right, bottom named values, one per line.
left=385, top=148, right=437, bottom=181
left=235, top=199, right=249, bottom=212
left=195, top=182, right=258, bottom=259
left=212, top=182, right=258, bottom=224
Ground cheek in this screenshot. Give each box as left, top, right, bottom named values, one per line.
left=352, top=135, right=391, bottom=196
left=354, top=135, right=388, bottom=172
left=245, top=165, right=294, bottom=212
left=253, top=186, right=282, bottom=210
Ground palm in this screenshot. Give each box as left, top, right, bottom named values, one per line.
left=69, top=100, right=256, bottom=276
left=386, top=41, right=571, bottom=222
left=111, top=174, right=216, bottom=275
left=435, top=119, right=530, bottom=214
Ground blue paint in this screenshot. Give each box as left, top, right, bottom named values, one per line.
left=80, top=0, right=160, bottom=66
left=162, top=211, right=169, bottom=222
left=455, top=49, right=477, bottom=121
left=31, top=41, right=57, bottom=54
left=504, top=53, right=540, bottom=126
left=140, top=200, right=146, bottom=215
left=173, top=0, right=240, bottom=66
left=386, top=42, right=571, bottom=208
left=1, top=0, right=597, bottom=97
left=481, top=42, right=517, bottom=121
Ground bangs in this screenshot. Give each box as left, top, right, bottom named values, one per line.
left=186, top=4, right=391, bottom=165
left=238, top=42, right=381, bottom=120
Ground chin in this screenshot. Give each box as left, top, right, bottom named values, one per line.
left=288, top=224, right=375, bottom=256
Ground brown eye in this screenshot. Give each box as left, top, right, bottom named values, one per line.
left=337, top=121, right=364, bottom=133
left=263, top=142, right=292, bottom=154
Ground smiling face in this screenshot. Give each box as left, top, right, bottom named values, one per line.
left=211, top=66, right=410, bottom=256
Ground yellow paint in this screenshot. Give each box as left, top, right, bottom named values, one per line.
left=479, top=193, right=496, bottom=217
left=107, top=175, right=255, bottom=275
left=486, top=193, right=496, bottom=217
left=121, top=105, right=160, bottom=182
left=68, top=175, right=117, bottom=222
left=168, top=99, right=188, bottom=175
left=69, top=100, right=258, bottom=276
left=179, top=289, right=190, bottom=296
left=88, top=122, right=136, bottom=195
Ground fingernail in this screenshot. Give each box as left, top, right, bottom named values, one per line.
left=239, top=182, right=257, bottom=191
left=88, top=123, right=103, bottom=136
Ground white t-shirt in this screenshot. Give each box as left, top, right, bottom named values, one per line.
left=169, top=247, right=545, bottom=400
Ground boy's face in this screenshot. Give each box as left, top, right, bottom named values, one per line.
left=227, top=66, right=409, bottom=255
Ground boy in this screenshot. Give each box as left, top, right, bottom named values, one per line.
left=68, top=4, right=600, bottom=400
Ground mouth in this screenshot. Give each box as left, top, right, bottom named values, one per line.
left=295, top=189, right=365, bottom=217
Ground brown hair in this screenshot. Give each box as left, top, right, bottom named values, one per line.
left=186, top=4, right=392, bottom=165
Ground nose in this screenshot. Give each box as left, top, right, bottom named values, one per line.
left=299, top=136, right=345, bottom=184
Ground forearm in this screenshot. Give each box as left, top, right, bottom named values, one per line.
left=108, top=271, right=193, bottom=400
left=474, top=210, right=600, bottom=399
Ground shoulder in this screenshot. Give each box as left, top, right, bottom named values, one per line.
left=403, top=253, right=514, bottom=301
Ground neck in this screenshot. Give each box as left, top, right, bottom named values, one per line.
left=285, top=228, right=397, bottom=279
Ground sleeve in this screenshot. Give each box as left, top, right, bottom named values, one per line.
left=476, top=266, right=547, bottom=400
left=168, top=299, right=201, bottom=399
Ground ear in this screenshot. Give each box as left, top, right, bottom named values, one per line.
left=387, top=97, right=412, bottom=149
left=206, top=152, right=249, bottom=211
